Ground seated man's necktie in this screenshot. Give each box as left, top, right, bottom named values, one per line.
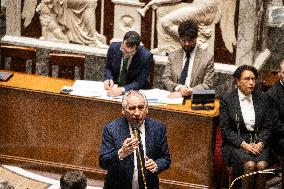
left=179, top=53, right=190, bottom=85
left=118, top=57, right=129, bottom=86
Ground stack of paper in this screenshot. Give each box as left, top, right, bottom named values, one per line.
left=140, top=89, right=183, bottom=105
left=70, top=80, right=107, bottom=97
left=69, top=81, right=183, bottom=105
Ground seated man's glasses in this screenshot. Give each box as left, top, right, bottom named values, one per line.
left=120, top=44, right=137, bottom=58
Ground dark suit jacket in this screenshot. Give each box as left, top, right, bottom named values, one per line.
left=99, top=117, right=171, bottom=189
left=104, top=42, right=154, bottom=91
left=220, top=89, right=272, bottom=162
left=266, top=81, right=284, bottom=155
left=162, top=47, right=214, bottom=92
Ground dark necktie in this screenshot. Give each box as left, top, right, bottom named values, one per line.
left=179, top=53, right=190, bottom=85
left=135, top=129, right=147, bottom=188
left=118, top=57, right=128, bottom=86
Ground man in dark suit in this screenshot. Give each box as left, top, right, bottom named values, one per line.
left=266, top=59, right=284, bottom=159
left=99, top=90, right=171, bottom=189
left=104, top=31, right=154, bottom=97
left=162, top=20, right=214, bottom=98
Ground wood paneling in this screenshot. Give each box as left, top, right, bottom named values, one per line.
left=0, top=72, right=219, bottom=188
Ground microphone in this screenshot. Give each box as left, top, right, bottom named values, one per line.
left=130, top=123, right=147, bottom=189
left=131, top=123, right=140, bottom=140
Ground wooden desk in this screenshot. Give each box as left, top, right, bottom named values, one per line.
left=0, top=72, right=219, bottom=188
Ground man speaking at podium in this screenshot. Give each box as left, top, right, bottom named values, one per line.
left=99, top=91, right=171, bottom=189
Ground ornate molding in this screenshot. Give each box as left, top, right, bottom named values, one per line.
left=112, top=0, right=145, bottom=7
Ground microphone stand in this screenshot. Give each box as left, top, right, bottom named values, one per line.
left=131, top=125, right=147, bottom=189
left=228, top=167, right=282, bottom=189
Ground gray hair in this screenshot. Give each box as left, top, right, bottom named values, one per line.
left=122, top=90, right=148, bottom=109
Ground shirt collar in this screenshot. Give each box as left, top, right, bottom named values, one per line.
left=128, top=121, right=145, bottom=132
left=238, top=89, right=252, bottom=102
left=183, top=45, right=197, bottom=60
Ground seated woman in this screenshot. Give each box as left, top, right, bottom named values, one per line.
left=220, top=65, right=272, bottom=189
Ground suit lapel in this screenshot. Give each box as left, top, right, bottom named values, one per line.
left=115, top=47, right=123, bottom=77
left=127, top=47, right=141, bottom=73
left=175, top=49, right=184, bottom=80
left=190, top=47, right=201, bottom=86
left=231, top=89, right=246, bottom=127
left=119, top=118, right=134, bottom=163
left=144, top=119, right=153, bottom=156
left=252, top=91, right=260, bottom=129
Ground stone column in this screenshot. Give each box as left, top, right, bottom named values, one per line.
left=235, top=0, right=258, bottom=66
left=111, top=0, right=145, bottom=42
left=6, top=0, right=21, bottom=36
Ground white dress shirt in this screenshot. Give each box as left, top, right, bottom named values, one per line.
left=128, top=123, right=146, bottom=189
left=238, top=89, right=255, bottom=131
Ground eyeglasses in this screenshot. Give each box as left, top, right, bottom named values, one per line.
left=120, top=44, right=137, bottom=57
left=241, top=77, right=256, bottom=82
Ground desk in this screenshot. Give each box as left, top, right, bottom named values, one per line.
left=0, top=72, right=219, bottom=188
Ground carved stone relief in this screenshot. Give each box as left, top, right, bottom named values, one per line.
left=268, top=5, right=284, bottom=27
left=22, top=0, right=107, bottom=48
left=139, top=0, right=237, bottom=56
left=112, top=0, right=144, bottom=42
left=120, top=15, right=135, bottom=31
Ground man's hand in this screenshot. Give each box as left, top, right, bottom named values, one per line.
left=107, top=87, right=123, bottom=97
left=104, top=80, right=114, bottom=90
left=104, top=79, right=114, bottom=90
left=145, top=156, right=158, bottom=173
left=178, top=86, right=192, bottom=97
left=118, top=137, right=139, bottom=160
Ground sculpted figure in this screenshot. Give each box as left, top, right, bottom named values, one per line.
left=36, top=0, right=69, bottom=43
left=22, top=0, right=107, bottom=48
left=139, top=0, right=237, bottom=55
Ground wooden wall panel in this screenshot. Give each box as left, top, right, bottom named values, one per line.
left=0, top=73, right=219, bottom=188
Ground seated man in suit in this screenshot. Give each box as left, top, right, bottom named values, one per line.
left=60, top=171, right=87, bottom=189
left=266, top=59, right=284, bottom=159
left=104, top=31, right=154, bottom=97
left=99, top=90, right=171, bottom=189
left=162, top=20, right=214, bottom=98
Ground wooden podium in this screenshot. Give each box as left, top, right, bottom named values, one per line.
left=0, top=72, right=219, bottom=188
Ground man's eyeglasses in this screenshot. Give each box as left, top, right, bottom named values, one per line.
left=120, top=45, right=137, bottom=58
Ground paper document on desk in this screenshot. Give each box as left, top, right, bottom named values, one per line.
left=70, top=80, right=122, bottom=102
left=70, top=80, right=107, bottom=97
left=140, top=89, right=183, bottom=105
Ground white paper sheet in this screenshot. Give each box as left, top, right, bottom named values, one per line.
left=69, top=81, right=183, bottom=105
